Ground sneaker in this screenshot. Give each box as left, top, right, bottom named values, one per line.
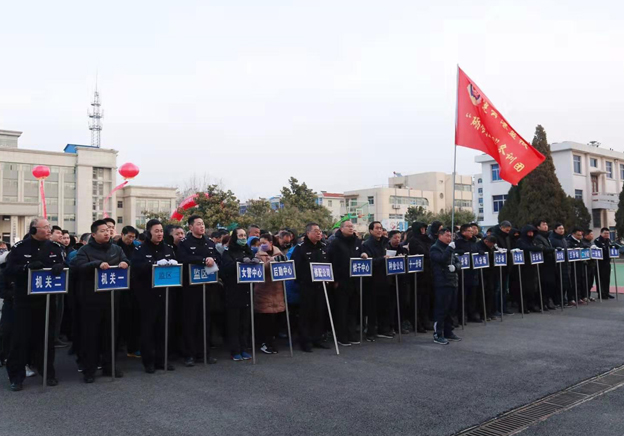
left=589, top=297, right=596, bottom=302
left=25, top=365, right=35, bottom=378
left=337, top=341, right=352, bottom=347
left=503, top=310, right=514, bottom=315
left=376, top=332, right=394, bottom=339
left=269, top=345, right=279, bottom=354
left=127, top=351, right=141, bottom=358
left=10, top=382, right=23, bottom=392
left=145, top=365, right=156, bottom=374
left=260, top=344, right=272, bottom=355
left=365, top=336, right=376, bottom=342
left=609, top=294, right=616, bottom=299
left=46, top=378, right=58, bottom=387
left=83, top=374, right=95, bottom=383
left=568, top=300, right=577, bottom=307
left=349, top=337, right=361, bottom=345
left=493, top=311, right=502, bottom=317
left=433, top=334, right=449, bottom=345
left=54, top=340, right=68, bottom=348
left=184, top=357, right=195, bottom=367
left=241, top=351, right=252, bottom=360
left=447, top=333, right=462, bottom=342
left=578, top=300, right=587, bottom=305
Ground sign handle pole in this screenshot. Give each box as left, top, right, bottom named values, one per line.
left=43, top=294, right=51, bottom=388
left=203, top=284, right=207, bottom=366
left=111, top=290, right=116, bottom=381
left=250, top=283, right=256, bottom=365
left=559, top=263, right=564, bottom=312
left=499, top=267, right=504, bottom=322
left=584, top=264, right=589, bottom=303
left=573, top=263, right=579, bottom=309
left=165, top=287, right=169, bottom=371
left=480, top=269, right=487, bottom=325
left=536, top=264, right=544, bottom=313
left=282, top=282, right=293, bottom=357
left=359, top=277, right=363, bottom=345
left=518, top=265, right=524, bottom=319
left=414, top=274, right=418, bottom=334
left=395, top=276, right=402, bottom=343
left=613, top=258, right=619, bottom=301
left=322, top=282, right=339, bottom=355
left=596, top=261, right=602, bottom=303
left=461, top=269, right=465, bottom=329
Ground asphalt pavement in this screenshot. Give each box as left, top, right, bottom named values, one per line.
left=1, top=297, right=624, bottom=436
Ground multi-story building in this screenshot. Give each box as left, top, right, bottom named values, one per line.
left=0, top=129, right=177, bottom=244
left=117, top=185, right=177, bottom=230
left=475, top=141, right=624, bottom=234
left=316, top=191, right=345, bottom=221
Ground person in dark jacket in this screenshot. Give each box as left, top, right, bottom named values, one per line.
left=455, top=224, right=480, bottom=323
left=533, top=220, right=556, bottom=310
left=549, top=223, right=571, bottom=307
left=566, top=227, right=584, bottom=306
left=221, top=227, right=256, bottom=361
left=291, top=223, right=331, bottom=352
left=327, top=220, right=367, bottom=346
left=430, top=228, right=462, bottom=345
left=428, top=221, right=443, bottom=242
left=132, top=219, right=177, bottom=373
left=362, top=221, right=392, bottom=341
left=516, top=224, right=545, bottom=313
left=595, top=228, right=614, bottom=299
left=387, top=230, right=409, bottom=334
left=492, top=221, right=513, bottom=316
left=408, top=222, right=433, bottom=332
left=581, top=229, right=596, bottom=302
left=71, top=220, right=129, bottom=382
left=476, top=236, right=498, bottom=319
left=117, top=226, right=141, bottom=358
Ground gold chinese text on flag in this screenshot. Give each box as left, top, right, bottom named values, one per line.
left=455, top=68, right=545, bottom=185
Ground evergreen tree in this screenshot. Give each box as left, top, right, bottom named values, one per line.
left=405, top=206, right=434, bottom=225
left=615, top=182, right=624, bottom=239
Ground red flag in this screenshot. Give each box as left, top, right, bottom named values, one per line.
left=455, top=67, right=545, bottom=185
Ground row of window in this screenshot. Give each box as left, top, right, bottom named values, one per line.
left=388, top=196, right=429, bottom=206
left=574, top=155, right=624, bottom=179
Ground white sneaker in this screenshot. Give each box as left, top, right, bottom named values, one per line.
left=25, top=365, right=36, bottom=377
left=337, top=341, right=352, bottom=347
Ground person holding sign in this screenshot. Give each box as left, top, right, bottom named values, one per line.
left=476, top=236, right=498, bottom=321
left=132, top=219, right=177, bottom=373
left=176, top=215, right=221, bottom=367
left=387, top=230, right=409, bottom=334
left=429, top=228, right=462, bottom=345
left=408, top=222, right=434, bottom=333
left=516, top=225, right=544, bottom=313
left=71, top=220, right=129, bottom=382
left=566, top=227, right=584, bottom=306
left=221, top=228, right=256, bottom=361
left=594, top=228, right=615, bottom=299
left=4, top=218, right=65, bottom=391
left=533, top=220, right=557, bottom=310
left=549, top=224, right=572, bottom=307
left=327, top=220, right=366, bottom=346
left=454, top=225, right=480, bottom=324
left=291, top=223, right=331, bottom=352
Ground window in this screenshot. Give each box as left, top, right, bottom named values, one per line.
left=478, top=197, right=483, bottom=205
left=592, top=210, right=602, bottom=228
left=388, top=214, right=403, bottom=219
left=491, top=164, right=501, bottom=181
left=573, top=155, right=581, bottom=174
left=117, top=216, right=123, bottom=224
left=575, top=189, right=583, bottom=200
left=64, top=182, right=76, bottom=198
left=454, top=200, right=472, bottom=208
left=367, top=196, right=374, bottom=205
left=478, top=208, right=484, bottom=214
left=606, top=161, right=613, bottom=178
left=327, top=200, right=333, bottom=207
left=2, top=196, right=17, bottom=202
left=64, top=198, right=76, bottom=207
left=478, top=188, right=483, bottom=194
left=493, top=194, right=508, bottom=213
left=590, top=158, right=598, bottom=168
left=389, top=196, right=429, bottom=206
left=621, top=164, right=624, bottom=180
left=340, top=201, right=344, bottom=207
left=24, top=196, right=38, bottom=203
left=117, top=200, right=123, bottom=209
left=477, top=178, right=482, bottom=184
left=148, top=200, right=158, bottom=211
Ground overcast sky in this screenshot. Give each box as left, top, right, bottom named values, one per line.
left=1, top=1, right=622, bottom=200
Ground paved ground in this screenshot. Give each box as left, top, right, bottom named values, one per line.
left=1, top=297, right=624, bottom=436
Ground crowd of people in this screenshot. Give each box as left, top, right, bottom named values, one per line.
left=0, top=215, right=618, bottom=391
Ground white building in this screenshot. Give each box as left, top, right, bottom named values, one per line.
left=475, top=141, right=624, bottom=233
left=316, top=191, right=345, bottom=221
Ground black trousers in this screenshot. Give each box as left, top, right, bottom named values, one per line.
left=334, top=280, right=358, bottom=343
left=7, top=297, right=56, bottom=384
left=256, top=312, right=283, bottom=347
left=226, top=306, right=250, bottom=355
left=0, top=298, right=14, bottom=362
left=139, top=296, right=166, bottom=368
left=119, top=290, right=141, bottom=354
left=299, top=284, right=327, bottom=345
left=80, top=303, right=114, bottom=376
left=180, top=286, right=211, bottom=359
left=434, top=286, right=455, bottom=338
left=598, top=260, right=611, bottom=297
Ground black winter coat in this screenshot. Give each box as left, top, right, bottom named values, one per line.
left=408, top=225, right=433, bottom=289
left=327, top=230, right=363, bottom=285
left=430, top=240, right=461, bottom=288
left=363, top=236, right=389, bottom=291
left=131, top=239, right=177, bottom=302
left=291, top=236, right=329, bottom=294
left=221, top=243, right=255, bottom=308
left=176, top=234, right=221, bottom=287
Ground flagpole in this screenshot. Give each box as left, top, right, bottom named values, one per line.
left=451, top=65, right=459, bottom=231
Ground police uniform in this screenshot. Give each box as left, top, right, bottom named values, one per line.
left=176, top=235, right=221, bottom=363
left=131, top=238, right=176, bottom=371
left=4, top=237, right=65, bottom=386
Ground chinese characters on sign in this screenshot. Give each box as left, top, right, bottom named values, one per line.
left=610, top=247, right=620, bottom=259
left=512, top=250, right=525, bottom=265
left=579, top=248, right=591, bottom=261
left=237, top=263, right=265, bottom=284
left=28, top=269, right=69, bottom=295
left=310, top=263, right=334, bottom=282
left=385, top=257, right=406, bottom=275
left=350, top=258, right=373, bottom=278
left=494, top=252, right=507, bottom=267
left=152, top=265, right=183, bottom=288
left=458, top=254, right=471, bottom=270
left=471, top=253, right=490, bottom=269
left=590, top=248, right=603, bottom=260
left=407, top=255, right=424, bottom=273
left=555, top=250, right=566, bottom=263
left=270, top=260, right=297, bottom=282
left=567, top=249, right=581, bottom=262
left=189, top=264, right=218, bottom=285
left=95, top=267, right=130, bottom=291
left=529, top=252, right=544, bottom=265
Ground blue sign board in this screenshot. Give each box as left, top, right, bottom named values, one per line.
left=494, top=251, right=507, bottom=267
left=529, top=251, right=544, bottom=265
left=512, top=250, right=525, bottom=265
left=580, top=248, right=591, bottom=261
left=590, top=248, right=603, bottom=260
left=567, top=248, right=581, bottom=262
left=95, top=266, right=130, bottom=291
left=350, top=258, right=373, bottom=277
left=152, top=264, right=183, bottom=288
left=237, top=262, right=265, bottom=284
left=28, top=268, right=69, bottom=295
left=610, top=247, right=620, bottom=259
left=189, top=264, right=218, bottom=286
left=386, top=256, right=406, bottom=275
left=471, top=253, right=490, bottom=269
left=555, top=250, right=566, bottom=263
left=310, top=262, right=334, bottom=282
left=270, top=260, right=296, bottom=282
left=458, top=253, right=471, bottom=270
left=407, top=255, right=424, bottom=273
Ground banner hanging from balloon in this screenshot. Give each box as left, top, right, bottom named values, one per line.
left=103, top=163, right=140, bottom=218
left=32, top=166, right=51, bottom=219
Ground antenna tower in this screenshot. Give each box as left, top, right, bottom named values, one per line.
left=89, top=79, right=103, bottom=147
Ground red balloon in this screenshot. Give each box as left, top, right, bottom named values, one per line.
left=119, top=162, right=140, bottom=180
left=32, top=165, right=51, bottom=180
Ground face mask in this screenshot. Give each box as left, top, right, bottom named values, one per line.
left=260, top=243, right=270, bottom=252
left=237, top=238, right=247, bottom=246
left=251, top=246, right=258, bottom=254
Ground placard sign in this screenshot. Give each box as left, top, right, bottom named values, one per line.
left=152, top=264, right=183, bottom=288
left=458, top=253, right=471, bottom=270
left=350, top=258, right=373, bottom=277
left=95, top=266, right=130, bottom=291
left=555, top=250, right=565, bottom=263
left=236, top=262, right=265, bottom=284
left=610, top=247, right=620, bottom=259
left=494, top=251, right=507, bottom=267
left=567, top=248, right=581, bottom=262
left=189, top=264, right=218, bottom=285
left=386, top=256, right=406, bottom=275
left=28, top=268, right=69, bottom=295
left=529, top=251, right=544, bottom=265
left=407, top=255, right=424, bottom=273
left=310, top=262, right=334, bottom=282
left=512, top=250, right=525, bottom=265
left=590, top=248, right=603, bottom=260
left=580, top=248, right=591, bottom=261
left=270, top=260, right=296, bottom=282
left=471, top=253, right=490, bottom=269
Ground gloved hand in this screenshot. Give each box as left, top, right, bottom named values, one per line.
left=448, top=264, right=456, bottom=272
left=498, top=248, right=507, bottom=253
left=27, top=261, right=45, bottom=270
left=168, top=259, right=179, bottom=265
left=273, top=254, right=286, bottom=262
left=448, top=241, right=456, bottom=249
left=156, top=259, right=169, bottom=266
left=494, top=244, right=500, bottom=251
left=251, top=258, right=261, bottom=264
left=242, top=257, right=251, bottom=264
left=51, top=263, right=65, bottom=276
left=591, top=245, right=598, bottom=249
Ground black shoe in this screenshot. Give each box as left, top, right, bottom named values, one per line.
left=543, top=306, right=549, bottom=312
left=417, top=326, right=427, bottom=333
left=207, top=357, right=218, bottom=364
left=312, top=341, right=331, bottom=350
left=54, top=340, right=69, bottom=348
left=300, top=343, right=313, bottom=353
left=145, top=365, right=156, bottom=374
left=184, top=357, right=195, bottom=367
left=365, top=335, right=376, bottom=342
left=46, top=378, right=58, bottom=387
left=102, top=368, right=123, bottom=378
left=10, top=382, right=23, bottom=392
left=155, top=364, right=175, bottom=371
left=376, top=332, right=394, bottom=339
left=447, top=333, right=462, bottom=342
left=83, top=374, right=95, bottom=383
left=77, top=363, right=85, bottom=373
left=503, top=310, right=514, bottom=315
left=349, top=338, right=361, bottom=345
left=609, top=294, right=616, bottom=299
left=547, top=301, right=556, bottom=310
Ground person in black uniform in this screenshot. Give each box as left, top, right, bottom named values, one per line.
left=176, top=215, right=220, bottom=367
left=132, top=219, right=177, bottom=373
left=4, top=218, right=66, bottom=391
left=455, top=224, right=480, bottom=323
left=533, top=220, right=557, bottom=310
left=117, top=226, right=141, bottom=358
left=566, top=227, right=584, bottom=306
left=516, top=225, right=545, bottom=313
left=387, top=230, right=408, bottom=334
left=71, top=220, right=129, bottom=382
left=291, top=223, right=331, bottom=352
left=595, top=228, right=615, bottom=299
left=408, top=222, right=434, bottom=333
left=549, top=223, right=571, bottom=307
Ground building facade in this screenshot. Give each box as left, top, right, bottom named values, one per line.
left=316, top=191, right=345, bottom=221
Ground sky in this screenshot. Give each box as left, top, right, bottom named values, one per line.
left=2, top=1, right=623, bottom=201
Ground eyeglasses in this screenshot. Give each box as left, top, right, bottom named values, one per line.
left=36, top=226, right=51, bottom=230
